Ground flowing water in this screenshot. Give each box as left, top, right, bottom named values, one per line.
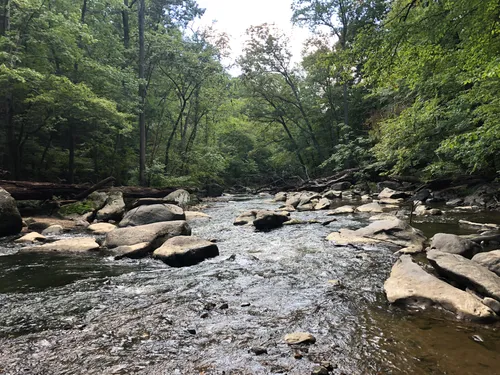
left=0, top=197, right=499, bottom=375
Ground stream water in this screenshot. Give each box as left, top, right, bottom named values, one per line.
left=0, top=197, right=499, bottom=375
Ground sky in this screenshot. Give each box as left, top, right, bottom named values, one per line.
left=192, top=0, right=315, bottom=73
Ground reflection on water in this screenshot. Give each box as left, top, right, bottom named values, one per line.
left=0, top=197, right=499, bottom=375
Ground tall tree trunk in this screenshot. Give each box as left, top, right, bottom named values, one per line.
left=68, top=126, right=75, bottom=183
left=343, top=82, right=348, bottom=127
left=138, top=0, right=147, bottom=186
left=122, top=0, right=130, bottom=49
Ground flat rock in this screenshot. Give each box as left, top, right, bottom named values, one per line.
left=15, top=232, right=46, bottom=243
left=472, top=250, right=500, bottom=276
left=369, top=213, right=399, bottom=221
left=88, top=223, right=116, bottom=234
left=327, top=205, right=355, bottom=215
left=112, top=242, right=151, bottom=260
left=153, top=236, right=219, bottom=267
left=327, top=219, right=426, bottom=253
left=104, top=221, right=191, bottom=249
left=384, top=255, right=496, bottom=322
left=27, top=237, right=100, bottom=253
left=185, top=211, right=211, bottom=220
left=428, top=250, right=500, bottom=302
left=119, top=204, right=185, bottom=227
left=429, top=233, right=482, bottom=258
left=356, top=202, right=384, bottom=213
left=284, top=332, right=316, bottom=345
left=0, top=187, right=23, bottom=237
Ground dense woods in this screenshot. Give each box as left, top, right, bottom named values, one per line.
left=0, top=0, right=498, bottom=189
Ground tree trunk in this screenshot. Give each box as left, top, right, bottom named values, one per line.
left=122, top=0, right=130, bottom=49
left=138, top=0, right=147, bottom=186
left=68, top=126, right=75, bottom=184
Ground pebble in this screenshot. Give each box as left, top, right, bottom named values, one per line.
left=250, top=347, right=267, bottom=355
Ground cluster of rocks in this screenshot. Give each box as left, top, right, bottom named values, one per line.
left=2, top=188, right=217, bottom=268
left=384, top=232, right=500, bottom=322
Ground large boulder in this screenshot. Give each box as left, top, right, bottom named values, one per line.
left=0, top=187, right=22, bottom=237
left=104, top=221, right=191, bottom=249
left=285, top=192, right=302, bottom=208
left=234, top=210, right=257, bottom=226
left=378, top=188, right=410, bottom=200
left=472, top=250, right=500, bottom=277
left=274, top=192, right=288, bottom=202
left=153, top=236, right=219, bottom=267
left=327, top=219, right=426, bottom=253
left=314, top=198, right=331, bottom=210
left=429, top=233, right=482, bottom=259
left=427, top=250, right=500, bottom=302
left=95, top=191, right=125, bottom=222
left=119, top=204, right=185, bottom=227
left=253, top=210, right=290, bottom=231
left=112, top=242, right=152, bottom=260
left=384, top=255, right=496, bottom=322
left=164, top=189, right=191, bottom=208
left=25, top=237, right=100, bottom=253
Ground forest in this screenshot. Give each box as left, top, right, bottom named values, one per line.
left=0, top=0, right=498, bottom=189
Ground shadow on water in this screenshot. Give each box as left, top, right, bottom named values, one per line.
left=0, top=196, right=499, bottom=375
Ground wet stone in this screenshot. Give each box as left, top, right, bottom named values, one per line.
left=250, top=347, right=267, bottom=355
left=311, top=366, right=329, bottom=375
left=284, top=332, right=316, bottom=345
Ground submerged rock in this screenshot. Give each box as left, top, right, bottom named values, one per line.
left=104, top=221, right=191, bottom=249
left=119, top=204, right=185, bottom=227
left=427, top=250, right=500, bottom=302
left=429, top=233, right=482, bottom=259
left=327, top=219, right=426, bottom=253
left=472, top=250, right=500, bottom=277
left=0, top=187, right=22, bottom=237
left=153, top=236, right=219, bottom=267
left=26, top=237, right=100, bottom=253
left=384, top=255, right=496, bottom=322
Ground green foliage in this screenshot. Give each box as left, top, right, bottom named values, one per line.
left=58, top=201, right=95, bottom=216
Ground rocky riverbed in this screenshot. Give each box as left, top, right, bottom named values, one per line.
left=0, top=192, right=500, bottom=374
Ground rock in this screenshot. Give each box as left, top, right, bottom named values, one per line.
left=311, top=366, right=329, bottom=375
left=378, top=188, right=410, bottom=200
left=384, top=255, right=496, bottom=322
left=413, top=189, right=431, bottom=202
left=234, top=210, right=257, bottom=226
left=119, top=204, right=185, bottom=227
left=314, top=198, right=331, bottom=210
left=330, top=181, right=351, bottom=191
left=427, top=250, right=500, bottom=302
left=41, top=225, right=64, bottom=236
left=185, top=211, right=211, bottom=220
left=414, top=205, right=442, bottom=216
left=429, top=233, right=482, bottom=259
left=327, top=205, right=355, bottom=215
left=87, top=223, right=116, bottom=234
left=95, top=191, right=125, bottom=222
left=164, top=189, right=191, bottom=208
left=153, top=236, right=219, bottom=267
left=131, top=198, right=175, bottom=208
left=297, top=203, right=315, bottom=212
left=464, top=185, right=499, bottom=209
left=298, top=192, right=321, bottom=207
left=274, top=192, right=288, bottom=202
left=369, top=213, right=398, bottom=221
left=104, top=221, right=191, bottom=249
left=279, top=205, right=296, bottom=212
left=379, top=198, right=404, bottom=205
left=472, top=250, right=500, bottom=276
left=285, top=192, right=302, bottom=208
left=459, top=220, right=499, bottom=231
left=87, top=191, right=108, bottom=210
left=250, top=347, right=267, bottom=356
left=284, top=332, right=316, bottom=345
left=253, top=210, right=290, bottom=230
left=112, top=242, right=152, bottom=260
left=0, top=187, right=23, bottom=237
left=15, top=232, right=46, bottom=243
left=283, top=219, right=307, bottom=226
left=446, top=198, right=464, bottom=207
left=356, top=202, right=384, bottom=213
left=361, top=194, right=372, bottom=201
left=377, top=181, right=402, bottom=191
left=26, top=237, right=100, bottom=253
left=327, top=219, right=426, bottom=253
left=483, top=297, right=500, bottom=314
left=322, top=190, right=342, bottom=199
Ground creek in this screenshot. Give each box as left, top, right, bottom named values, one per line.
left=0, top=196, right=499, bottom=375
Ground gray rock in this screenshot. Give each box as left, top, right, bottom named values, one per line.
left=0, top=187, right=22, bottom=237
left=298, top=192, right=321, bottom=207
left=41, top=225, right=64, bottom=236
left=446, top=198, right=464, bottom=207
left=412, top=189, right=431, bottom=202
left=297, top=203, right=315, bottom=212
left=483, top=297, right=500, bottom=314
left=119, top=204, right=185, bottom=227
left=356, top=202, right=384, bottom=213
left=26, top=237, right=100, bottom=253
left=104, top=221, right=191, bottom=249
left=378, top=187, right=410, bottom=200
left=153, top=236, right=219, bottom=267
left=472, top=250, right=500, bottom=276
left=427, top=250, right=500, bottom=302
left=322, top=190, right=342, bottom=199
left=15, top=232, right=46, bottom=243
left=113, top=242, right=152, bottom=260
left=327, top=219, right=426, bottom=253
left=314, top=198, right=331, bottom=210
left=384, top=255, right=496, bottom=322
left=429, top=233, right=482, bottom=259
left=327, top=205, right=355, bottom=215
left=164, top=189, right=191, bottom=208
left=274, top=192, right=288, bottom=202
left=234, top=210, right=257, bottom=225
left=284, top=332, right=316, bottom=345
left=87, top=223, right=116, bottom=234
left=95, top=191, right=125, bottom=222
left=253, top=210, right=290, bottom=230
left=377, top=181, right=402, bottom=191
left=330, top=181, right=351, bottom=191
